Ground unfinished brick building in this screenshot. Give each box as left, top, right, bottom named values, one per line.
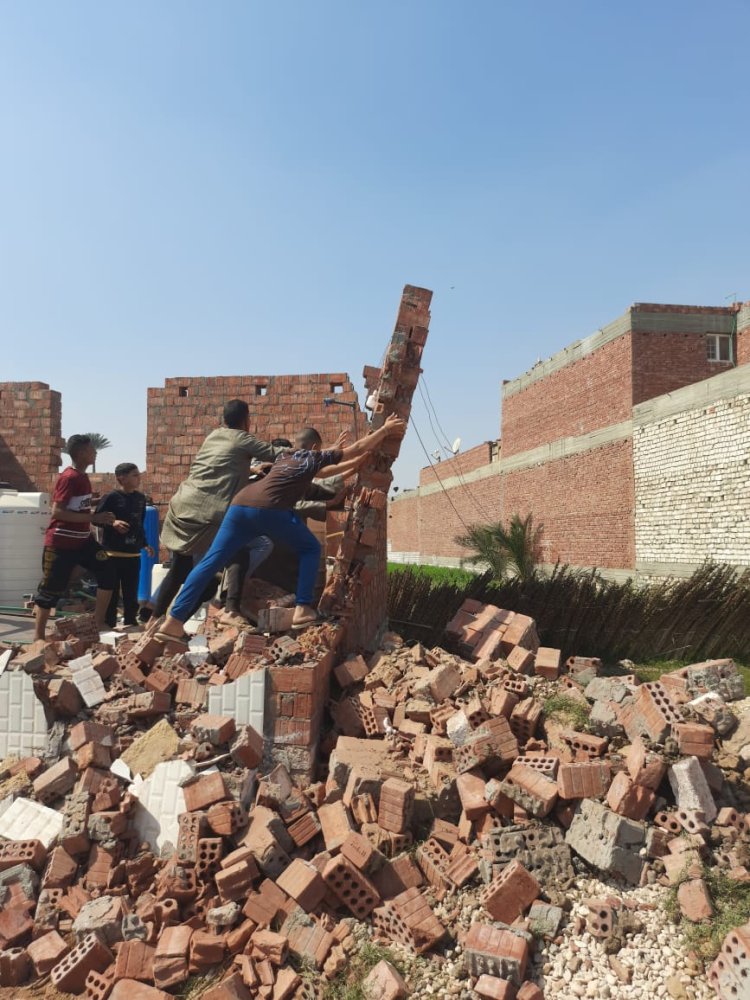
left=146, top=373, right=366, bottom=512
left=0, top=382, right=63, bottom=493
left=390, top=299, right=750, bottom=579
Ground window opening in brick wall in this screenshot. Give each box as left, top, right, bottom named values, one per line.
left=178, top=386, right=189, bottom=397
left=330, top=383, right=344, bottom=394
left=706, top=334, right=733, bottom=363
left=255, top=385, right=267, bottom=396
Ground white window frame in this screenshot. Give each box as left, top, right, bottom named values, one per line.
left=706, top=333, right=733, bottom=363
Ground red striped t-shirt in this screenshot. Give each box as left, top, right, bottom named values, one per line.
left=45, top=467, right=93, bottom=549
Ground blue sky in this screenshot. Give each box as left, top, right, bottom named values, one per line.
left=2, top=1, right=749, bottom=489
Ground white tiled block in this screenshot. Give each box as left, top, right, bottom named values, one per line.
left=207, top=670, right=265, bottom=736
left=0, top=796, right=64, bottom=848
left=132, top=759, right=194, bottom=853
left=0, top=671, right=48, bottom=758
left=72, top=666, right=106, bottom=707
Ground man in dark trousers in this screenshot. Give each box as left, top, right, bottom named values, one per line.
left=154, top=414, right=405, bottom=644
left=33, top=434, right=117, bottom=640
left=148, top=399, right=284, bottom=619
left=96, top=463, right=154, bottom=628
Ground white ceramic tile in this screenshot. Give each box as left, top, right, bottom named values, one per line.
left=72, top=666, right=106, bottom=708
left=0, top=649, right=12, bottom=676
left=0, top=671, right=48, bottom=758
left=67, top=653, right=93, bottom=673
left=0, top=796, right=64, bottom=848
left=207, top=670, right=266, bottom=736
left=132, top=759, right=194, bottom=853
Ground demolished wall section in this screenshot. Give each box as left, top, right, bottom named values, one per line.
left=320, top=284, right=432, bottom=652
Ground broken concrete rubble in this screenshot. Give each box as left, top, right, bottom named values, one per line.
left=0, top=594, right=746, bottom=999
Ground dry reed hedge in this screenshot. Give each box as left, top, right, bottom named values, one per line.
left=387, top=562, right=750, bottom=663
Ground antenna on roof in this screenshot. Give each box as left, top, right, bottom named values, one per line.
left=726, top=292, right=738, bottom=304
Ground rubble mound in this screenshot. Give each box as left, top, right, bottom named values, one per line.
left=0, top=599, right=748, bottom=999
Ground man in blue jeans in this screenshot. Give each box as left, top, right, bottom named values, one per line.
left=154, top=413, right=405, bottom=644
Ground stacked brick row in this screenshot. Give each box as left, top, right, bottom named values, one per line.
left=0, top=381, right=63, bottom=494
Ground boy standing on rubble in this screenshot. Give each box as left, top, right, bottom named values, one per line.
left=96, top=463, right=154, bottom=628
left=33, top=434, right=117, bottom=640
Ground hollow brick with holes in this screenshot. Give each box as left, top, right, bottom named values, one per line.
left=482, top=860, right=540, bottom=924
left=50, top=933, right=113, bottom=993
left=322, top=855, right=381, bottom=919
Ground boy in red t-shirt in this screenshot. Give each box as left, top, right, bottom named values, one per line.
left=34, top=434, right=119, bottom=640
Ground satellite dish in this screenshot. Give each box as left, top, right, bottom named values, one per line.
left=451, top=437, right=462, bottom=454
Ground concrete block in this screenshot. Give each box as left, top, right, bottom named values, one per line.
left=668, top=756, right=717, bottom=823
left=566, top=798, right=645, bottom=884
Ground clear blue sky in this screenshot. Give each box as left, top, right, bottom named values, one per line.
left=2, top=1, right=749, bottom=489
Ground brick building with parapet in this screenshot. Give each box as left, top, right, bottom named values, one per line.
left=389, top=299, right=750, bottom=580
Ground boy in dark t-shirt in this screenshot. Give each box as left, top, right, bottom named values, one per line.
left=34, top=434, right=117, bottom=640
left=96, top=464, right=154, bottom=628
left=154, top=414, right=406, bottom=645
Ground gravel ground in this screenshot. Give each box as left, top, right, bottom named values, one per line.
left=343, top=876, right=713, bottom=1000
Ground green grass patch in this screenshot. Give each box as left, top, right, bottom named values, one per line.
left=667, top=867, right=750, bottom=960
left=387, top=562, right=478, bottom=589
left=320, top=941, right=406, bottom=1000
left=542, top=694, right=591, bottom=731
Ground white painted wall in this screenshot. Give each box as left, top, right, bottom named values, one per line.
left=634, top=366, right=750, bottom=571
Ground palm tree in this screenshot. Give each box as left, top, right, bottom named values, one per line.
left=455, top=513, right=543, bottom=581
left=62, top=433, right=112, bottom=472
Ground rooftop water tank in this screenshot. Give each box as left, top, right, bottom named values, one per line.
left=0, top=490, right=49, bottom=606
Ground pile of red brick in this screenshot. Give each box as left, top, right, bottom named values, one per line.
left=0, top=596, right=748, bottom=1000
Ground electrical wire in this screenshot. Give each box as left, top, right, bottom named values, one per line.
left=417, top=378, right=496, bottom=522
left=409, top=413, right=474, bottom=536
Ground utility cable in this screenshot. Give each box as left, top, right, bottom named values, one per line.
left=409, top=413, right=474, bottom=536
left=417, top=379, right=496, bottom=523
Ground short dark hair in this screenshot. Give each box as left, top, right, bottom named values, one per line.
left=272, top=438, right=293, bottom=448
left=66, top=434, right=92, bottom=460
left=223, top=399, right=249, bottom=429
left=115, top=463, right=139, bottom=479
left=296, top=427, right=322, bottom=450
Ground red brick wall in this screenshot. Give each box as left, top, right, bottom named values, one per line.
left=631, top=330, right=734, bottom=404
left=501, top=335, right=633, bottom=457
left=501, top=439, right=635, bottom=569
left=419, top=442, right=495, bottom=487
left=736, top=305, right=750, bottom=366
left=418, top=473, right=503, bottom=560
left=88, top=473, right=121, bottom=501
left=146, top=374, right=365, bottom=512
left=388, top=491, right=419, bottom=556
left=0, top=382, right=63, bottom=494
left=389, top=443, right=503, bottom=563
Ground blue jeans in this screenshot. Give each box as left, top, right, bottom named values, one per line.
left=169, top=506, right=321, bottom=624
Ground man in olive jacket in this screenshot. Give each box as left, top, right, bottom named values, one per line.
left=151, top=399, right=283, bottom=618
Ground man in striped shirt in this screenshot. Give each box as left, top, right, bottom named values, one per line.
left=34, top=435, right=118, bottom=640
